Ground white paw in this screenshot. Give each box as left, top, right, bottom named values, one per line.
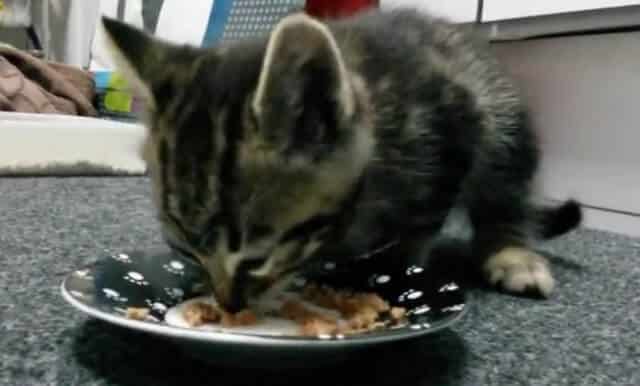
left=484, top=247, right=554, bottom=298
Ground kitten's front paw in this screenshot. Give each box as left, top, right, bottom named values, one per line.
left=483, top=247, right=554, bottom=298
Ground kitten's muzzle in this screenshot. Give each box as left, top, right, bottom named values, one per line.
left=196, top=255, right=235, bottom=311
left=199, top=256, right=272, bottom=313
left=229, top=273, right=272, bottom=313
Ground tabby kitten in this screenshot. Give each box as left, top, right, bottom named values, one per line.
left=102, top=8, right=581, bottom=312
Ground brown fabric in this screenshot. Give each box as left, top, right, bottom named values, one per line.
left=0, top=45, right=96, bottom=116
left=48, top=61, right=96, bottom=104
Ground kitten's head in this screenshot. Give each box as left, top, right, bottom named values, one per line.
left=102, top=14, right=374, bottom=311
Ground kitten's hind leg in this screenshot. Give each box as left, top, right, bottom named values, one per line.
left=476, top=199, right=581, bottom=298
left=483, top=246, right=554, bottom=298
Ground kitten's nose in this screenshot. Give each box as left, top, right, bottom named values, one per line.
left=212, top=278, right=244, bottom=313
left=197, top=255, right=243, bottom=312
left=202, top=256, right=272, bottom=313
left=211, top=267, right=253, bottom=313
left=225, top=266, right=273, bottom=313
left=219, top=273, right=273, bottom=313
left=206, top=268, right=249, bottom=313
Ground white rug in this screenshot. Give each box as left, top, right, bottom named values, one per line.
left=0, top=112, right=147, bottom=176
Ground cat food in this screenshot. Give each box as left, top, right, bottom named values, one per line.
left=183, top=301, right=257, bottom=327
left=179, top=284, right=408, bottom=337
left=125, top=307, right=150, bottom=320
left=280, top=299, right=339, bottom=335
left=221, top=309, right=259, bottom=327
left=390, top=306, right=406, bottom=320
left=302, top=284, right=390, bottom=315
left=295, top=284, right=408, bottom=336
left=183, top=302, right=220, bottom=326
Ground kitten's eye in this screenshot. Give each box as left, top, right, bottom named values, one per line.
left=236, top=256, right=268, bottom=279
left=242, top=256, right=267, bottom=271
left=248, top=224, right=273, bottom=241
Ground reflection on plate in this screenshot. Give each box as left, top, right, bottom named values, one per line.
left=61, top=247, right=468, bottom=366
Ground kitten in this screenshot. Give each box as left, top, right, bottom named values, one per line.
left=102, top=8, right=581, bottom=312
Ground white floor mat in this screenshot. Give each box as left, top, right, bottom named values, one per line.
left=0, top=112, right=146, bottom=176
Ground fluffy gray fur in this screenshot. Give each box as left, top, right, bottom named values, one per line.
left=102, top=8, right=582, bottom=311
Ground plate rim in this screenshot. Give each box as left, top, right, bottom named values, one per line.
left=61, top=275, right=468, bottom=348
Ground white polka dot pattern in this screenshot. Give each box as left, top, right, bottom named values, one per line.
left=221, top=0, right=305, bottom=42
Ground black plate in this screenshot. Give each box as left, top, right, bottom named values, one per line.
left=62, top=248, right=468, bottom=366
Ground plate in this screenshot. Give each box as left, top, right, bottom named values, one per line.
left=62, top=248, right=468, bottom=367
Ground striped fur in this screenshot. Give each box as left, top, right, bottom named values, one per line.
left=102, top=9, right=581, bottom=311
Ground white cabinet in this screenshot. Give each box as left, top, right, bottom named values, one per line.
left=380, top=0, right=478, bottom=23
left=483, top=0, right=640, bottom=21
left=492, top=32, right=640, bottom=235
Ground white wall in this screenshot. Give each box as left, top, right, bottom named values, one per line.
left=0, top=1, right=100, bottom=67
left=90, top=0, right=214, bottom=71
left=42, top=0, right=100, bottom=67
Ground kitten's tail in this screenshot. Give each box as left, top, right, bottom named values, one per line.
left=532, top=199, right=583, bottom=240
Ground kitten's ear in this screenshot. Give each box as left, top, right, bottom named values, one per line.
left=252, top=14, right=355, bottom=150
left=100, top=17, right=175, bottom=105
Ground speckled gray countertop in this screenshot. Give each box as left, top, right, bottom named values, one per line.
left=1, top=178, right=639, bottom=386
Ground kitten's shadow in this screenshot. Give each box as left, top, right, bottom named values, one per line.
left=73, top=319, right=468, bottom=386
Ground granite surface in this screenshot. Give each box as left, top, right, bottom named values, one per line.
left=1, top=177, right=638, bottom=386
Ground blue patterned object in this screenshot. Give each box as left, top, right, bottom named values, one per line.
left=203, top=0, right=305, bottom=46
left=96, top=1, right=304, bottom=121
